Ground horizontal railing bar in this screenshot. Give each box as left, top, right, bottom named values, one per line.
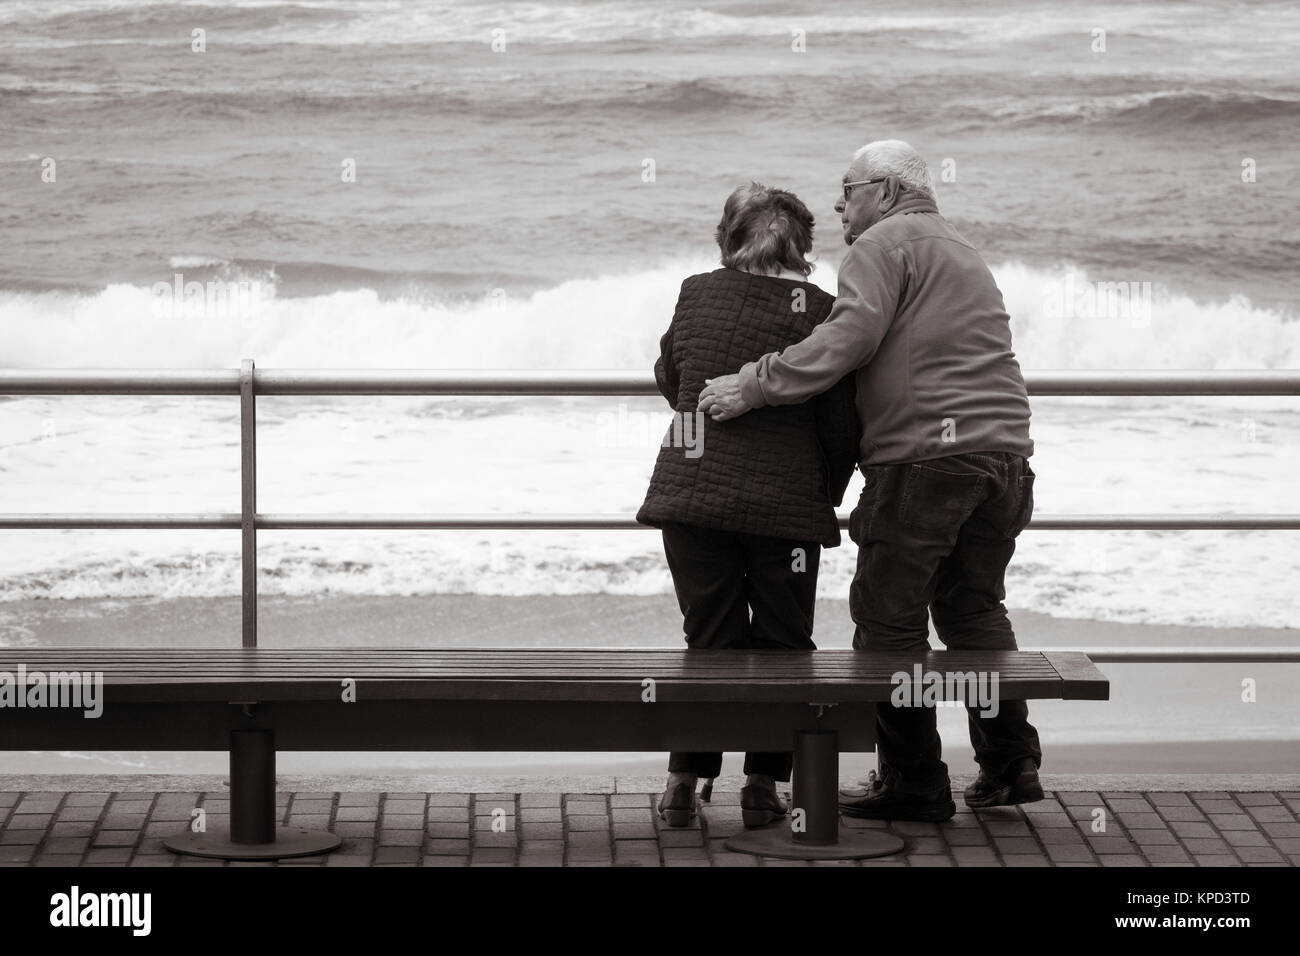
left=2, top=514, right=1299, bottom=530
left=0, top=514, right=240, bottom=529
left=1033, top=647, right=1300, bottom=663
left=2, top=369, right=1299, bottom=396
left=0, top=369, right=240, bottom=395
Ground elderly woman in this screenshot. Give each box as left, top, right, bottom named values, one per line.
left=636, top=183, right=859, bottom=828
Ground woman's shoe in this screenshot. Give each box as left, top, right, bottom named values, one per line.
left=741, top=783, right=788, bottom=828
left=657, top=782, right=697, bottom=827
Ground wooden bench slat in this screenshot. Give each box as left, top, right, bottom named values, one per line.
left=0, top=648, right=1108, bottom=702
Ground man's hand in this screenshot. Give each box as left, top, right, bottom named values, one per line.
left=698, top=374, right=751, bottom=421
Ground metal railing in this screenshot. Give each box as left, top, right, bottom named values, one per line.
left=2, top=363, right=1298, bottom=662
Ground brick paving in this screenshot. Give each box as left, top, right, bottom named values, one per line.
left=0, top=789, right=1297, bottom=867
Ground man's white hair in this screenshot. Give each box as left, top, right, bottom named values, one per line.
left=852, top=139, right=935, bottom=199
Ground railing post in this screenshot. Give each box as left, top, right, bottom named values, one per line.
left=240, top=359, right=257, bottom=648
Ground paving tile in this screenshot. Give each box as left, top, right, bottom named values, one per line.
left=1192, top=800, right=1240, bottom=815
left=567, top=831, right=613, bottom=849
left=1182, top=838, right=1232, bottom=854
left=892, top=821, right=940, bottom=836
left=1138, top=844, right=1192, bottom=863
left=1055, top=792, right=1101, bottom=806
left=470, top=848, right=517, bottom=864
left=993, top=837, right=1040, bottom=854
left=519, top=823, right=564, bottom=840
left=426, top=794, right=470, bottom=808
left=1234, top=793, right=1281, bottom=807
left=426, top=821, right=471, bottom=839
left=985, top=821, right=1031, bottom=837
left=332, top=822, right=378, bottom=838
left=1169, top=821, right=1217, bottom=839
left=473, top=832, right=517, bottom=848
left=1260, top=822, right=1300, bottom=839
left=373, top=847, right=419, bottom=864
left=427, top=806, right=470, bottom=822
left=381, top=813, right=425, bottom=830
left=564, top=800, right=608, bottom=815
left=1244, top=806, right=1294, bottom=823
left=1207, top=814, right=1258, bottom=831
left=337, top=793, right=382, bottom=806
left=84, top=848, right=132, bottom=864
left=1087, top=837, right=1137, bottom=854
left=1115, top=813, right=1168, bottom=829
left=1156, top=806, right=1208, bottom=822
left=1045, top=844, right=1094, bottom=863
left=610, top=794, right=651, bottom=808
left=1232, top=846, right=1285, bottom=863
left=613, top=823, right=657, bottom=840
left=951, top=846, right=998, bottom=865
left=1019, top=813, right=1073, bottom=828
left=62, top=793, right=109, bottom=807
left=1105, top=799, right=1153, bottom=813
left=92, top=830, right=140, bottom=848
left=566, top=816, right=611, bottom=832
left=567, top=848, right=613, bottom=863
left=54, top=806, right=103, bottom=822
left=424, top=839, right=470, bottom=856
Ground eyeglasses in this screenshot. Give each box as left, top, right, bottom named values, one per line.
left=842, top=177, right=887, bottom=202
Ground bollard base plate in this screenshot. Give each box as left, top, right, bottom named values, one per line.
left=724, top=825, right=905, bottom=860
left=164, top=827, right=341, bottom=861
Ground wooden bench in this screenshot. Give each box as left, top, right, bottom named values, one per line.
left=0, top=647, right=1108, bottom=860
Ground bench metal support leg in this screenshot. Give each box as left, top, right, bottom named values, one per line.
left=164, top=729, right=342, bottom=860
left=723, top=729, right=906, bottom=860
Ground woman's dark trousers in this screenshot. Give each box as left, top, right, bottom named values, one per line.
left=661, top=522, right=820, bottom=782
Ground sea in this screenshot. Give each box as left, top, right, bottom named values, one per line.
left=3, top=0, right=1300, bottom=635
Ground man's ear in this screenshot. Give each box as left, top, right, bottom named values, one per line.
left=880, top=175, right=902, bottom=210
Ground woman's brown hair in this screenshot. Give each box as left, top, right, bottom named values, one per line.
left=715, top=182, right=816, bottom=277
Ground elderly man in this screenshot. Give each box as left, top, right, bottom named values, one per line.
left=698, top=140, right=1042, bottom=822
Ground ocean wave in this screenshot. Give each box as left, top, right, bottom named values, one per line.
left=985, top=89, right=1300, bottom=129
left=0, top=1, right=1143, bottom=45
left=0, top=258, right=1296, bottom=371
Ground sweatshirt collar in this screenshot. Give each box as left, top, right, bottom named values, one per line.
left=877, top=193, right=938, bottom=222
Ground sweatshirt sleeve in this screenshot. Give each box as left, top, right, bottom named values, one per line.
left=813, top=371, right=861, bottom=508
left=738, top=237, right=901, bottom=408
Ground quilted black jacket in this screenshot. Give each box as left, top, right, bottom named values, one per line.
left=636, top=268, right=859, bottom=547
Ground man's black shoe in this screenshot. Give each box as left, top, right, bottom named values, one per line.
left=838, top=769, right=956, bottom=822
left=963, top=757, right=1044, bottom=809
